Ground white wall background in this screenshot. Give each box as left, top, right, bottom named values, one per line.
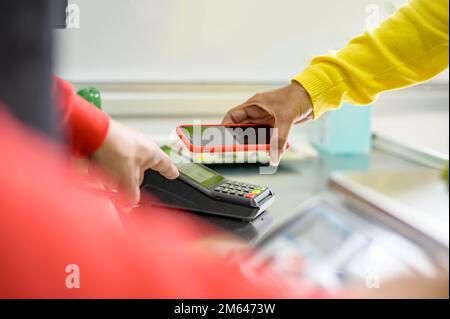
left=54, top=0, right=421, bottom=83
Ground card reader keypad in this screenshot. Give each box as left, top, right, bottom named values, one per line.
left=214, top=181, right=269, bottom=205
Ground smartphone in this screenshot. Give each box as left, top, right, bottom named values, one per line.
left=177, top=124, right=282, bottom=152
left=175, top=124, right=289, bottom=164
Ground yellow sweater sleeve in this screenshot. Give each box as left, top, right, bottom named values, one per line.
left=294, top=0, right=449, bottom=118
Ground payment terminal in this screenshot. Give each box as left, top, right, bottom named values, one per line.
left=140, top=146, right=275, bottom=221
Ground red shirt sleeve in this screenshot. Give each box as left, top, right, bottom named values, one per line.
left=54, top=77, right=110, bottom=157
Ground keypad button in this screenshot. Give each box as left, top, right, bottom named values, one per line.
left=221, top=181, right=268, bottom=197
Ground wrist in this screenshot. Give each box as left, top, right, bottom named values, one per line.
left=290, top=80, right=314, bottom=121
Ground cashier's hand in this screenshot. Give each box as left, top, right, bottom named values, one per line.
left=222, top=81, right=314, bottom=166
left=91, top=120, right=179, bottom=206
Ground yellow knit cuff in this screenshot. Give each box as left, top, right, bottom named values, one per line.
left=293, top=67, right=335, bottom=119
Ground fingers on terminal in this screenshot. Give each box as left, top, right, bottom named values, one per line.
left=150, top=150, right=180, bottom=180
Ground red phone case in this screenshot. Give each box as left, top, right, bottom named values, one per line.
left=176, top=124, right=290, bottom=154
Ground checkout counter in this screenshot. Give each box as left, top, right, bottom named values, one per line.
left=138, top=134, right=449, bottom=293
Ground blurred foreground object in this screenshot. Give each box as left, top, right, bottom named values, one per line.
left=0, top=109, right=319, bottom=299
left=0, top=0, right=57, bottom=138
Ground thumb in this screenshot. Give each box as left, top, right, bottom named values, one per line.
left=269, top=120, right=292, bottom=166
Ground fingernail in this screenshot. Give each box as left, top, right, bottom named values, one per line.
left=269, top=152, right=281, bottom=167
